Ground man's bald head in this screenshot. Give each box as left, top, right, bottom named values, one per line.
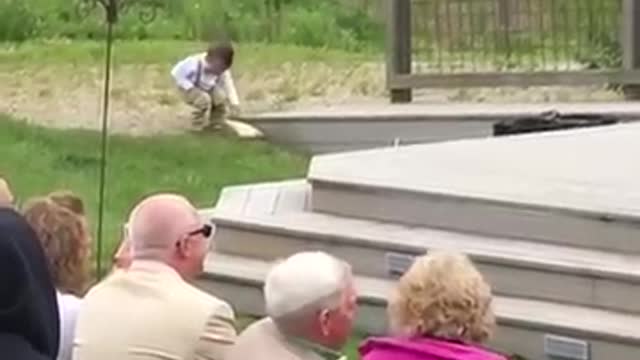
left=128, top=194, right=201, bottom=259
left=0, top=178, right=14, bottom=208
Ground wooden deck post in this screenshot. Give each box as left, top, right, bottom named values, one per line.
left=622, top=0, right=640, bottom=99
left=386, top=0, right=412, bottom=103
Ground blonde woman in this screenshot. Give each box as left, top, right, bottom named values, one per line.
left=23, top=195, right=92, bottom=360
left=360, top=251, right=506, bottom=360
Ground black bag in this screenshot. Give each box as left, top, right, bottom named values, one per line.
left=493, top=110, right=619, bottom=136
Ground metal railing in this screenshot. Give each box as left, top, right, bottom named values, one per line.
left=411, top=0, right=622, bottom=74
left=386, top=0, right=640, bottom=102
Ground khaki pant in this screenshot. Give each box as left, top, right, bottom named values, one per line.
left=180, top=87, right=228, bottom=129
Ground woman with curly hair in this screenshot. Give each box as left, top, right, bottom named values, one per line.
left=23, top=193, right=92, bottom=360
left=359, top=250, right=506, bottom=360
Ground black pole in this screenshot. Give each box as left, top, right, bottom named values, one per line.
left=96, top=15, right=115, bottom=279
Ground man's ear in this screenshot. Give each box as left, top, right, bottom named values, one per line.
left=319, top=309, right=331, bottom=337
left=175, top=237, right=191, bottom=259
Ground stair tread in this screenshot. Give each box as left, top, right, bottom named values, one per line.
left=204, top=253, right=640, bottom=343
left=308, top=122, right=640, bottom=219
left=210, top=209, right=640, bottom=281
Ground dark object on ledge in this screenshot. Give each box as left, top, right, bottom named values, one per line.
left=493, top=111, right=619, bottom=136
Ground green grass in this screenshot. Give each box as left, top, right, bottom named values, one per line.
left=0, top=0, right=384, bottom=51
left=0, top=40, right=377, bottom=67
left=0, top=114, right=308, bottom=266
left=344, top=334, right=365, bottom=360
left=0, top=113, right=368, bottom=358
left=0, top=40, right=383, bottom=107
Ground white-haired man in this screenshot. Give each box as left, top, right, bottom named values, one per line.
left=73, top=194, right=236, bottom=360
left=227, top=252, right=358, bottom=360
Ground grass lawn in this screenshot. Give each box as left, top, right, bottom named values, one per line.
left=0, top=40, right=385, bottom=137
left=0, top=113, right=370, bottom=359
left=0, top=113, right=308, bottom=265
left=0, top=40, right=378, bottom=66
left=0, top=40, right=383, bottom=114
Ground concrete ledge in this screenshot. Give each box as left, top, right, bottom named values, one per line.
left=236, top=102, right=640, bottom=153
left=241, top=102, right=640, bottom=122
left=309, top=123, right=640, bottom=252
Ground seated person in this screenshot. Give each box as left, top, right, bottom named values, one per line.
left=0, top=208, right=60, bottom=360
left=171, top=43, right=240, bottom=131
left=227, top=251, right=358, bottom=360
left=73, top=193, right=236, bottom=360
left=359, top=251, right=506, bottom=360
left=23, top=196, right=92, bottom=360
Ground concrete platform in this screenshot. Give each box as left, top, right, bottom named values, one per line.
left=199, top=254, right=640, bottom=360
left=309, top=122, right=640, bottom=252
left=239, top=102, right=640, bottom=153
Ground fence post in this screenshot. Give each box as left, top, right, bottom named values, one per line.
left=386, top=0, right=412, bottom=103
left=622, top=0, right=640, bottom=99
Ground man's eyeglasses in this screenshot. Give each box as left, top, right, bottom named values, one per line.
left=188, top=224, right=213, bottom=238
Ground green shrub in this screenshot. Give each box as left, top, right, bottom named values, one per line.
left=0, top=0, right=40, bottom=42
left=0, top=0, right=383, bottom=50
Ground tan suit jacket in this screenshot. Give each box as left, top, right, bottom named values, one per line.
left=226, top=318, right=344, bottom=360
left=73, top=261, right=236, bottom=360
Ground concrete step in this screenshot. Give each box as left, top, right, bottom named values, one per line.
left=308, top=123, right=640, bottom=253
left=208, top=209, right=640, bottom=314
left=197, top=254, right=640, bottom=360
left=239, top=102, right=640, bottom=154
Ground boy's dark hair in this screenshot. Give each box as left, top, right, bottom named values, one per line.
left=207, top=43, right=234, bottom=68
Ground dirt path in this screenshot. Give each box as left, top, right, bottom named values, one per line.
left=0, top=63, right=623, bottom=136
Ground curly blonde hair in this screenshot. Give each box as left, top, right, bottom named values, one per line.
left=49, top=190, right=86, bottom=216
left=23, top=196, right=91, bottom=296
left=387, top=250, right=495, bottom=344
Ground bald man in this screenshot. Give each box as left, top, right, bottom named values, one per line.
left=0, top=178, right=14, bottom=207
left=73, top=194, right=236, bottom=360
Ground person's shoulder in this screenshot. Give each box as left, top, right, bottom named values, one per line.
left=184, top=53, right=205, bottom=63
left=176, top=281, right=235, bottom=318
left=241, top=317, right=273, bottom=335
left=360, top=336, right=507, bottom=360
left=173, top=53, right=201, bottom=69
left=82, top=272, right=119, bottom=300
left=228, top=318, right=293, bottom=360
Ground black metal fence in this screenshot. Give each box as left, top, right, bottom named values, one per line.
left=410, top=0, right=622, bottom=74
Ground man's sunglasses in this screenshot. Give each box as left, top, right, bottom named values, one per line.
left=188, top=224, right=213, bottom=238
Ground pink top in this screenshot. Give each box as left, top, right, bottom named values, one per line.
left=359, top=336, right=508, bottom=360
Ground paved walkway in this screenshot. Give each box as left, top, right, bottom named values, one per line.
left=245, top=101, right=640, bottom=121
left=236, top=101, right=640, bottom=154
left=310, top=121, right=640, bottom=216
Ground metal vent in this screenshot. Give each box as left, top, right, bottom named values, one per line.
left=385, top=252, right=416, bottom=278
left=544, top=334, right=590, bottom=360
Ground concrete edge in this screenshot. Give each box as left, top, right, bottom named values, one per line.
left=208, top=211, right=640, bottom=285
left=307, top=177, right=640, bottom=226
left=237, top=108, right=640, bottom=124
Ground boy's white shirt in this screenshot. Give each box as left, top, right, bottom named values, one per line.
left=171, top=53, right=240, bottom=106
